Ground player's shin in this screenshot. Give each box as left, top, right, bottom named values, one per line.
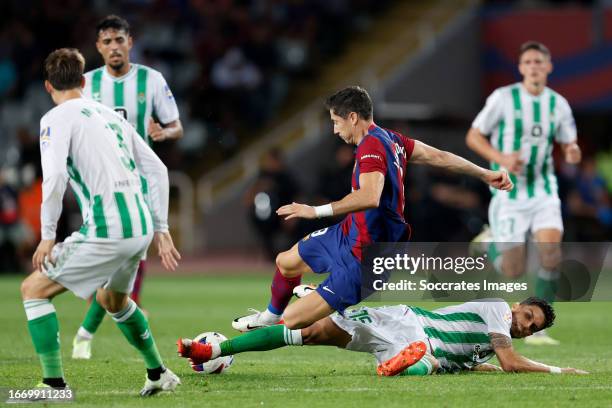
left=536, top=267, right=559, bottom=303
left=267, top=267, right=301, bottom=319
left=24, top=299, right=66, bottom=387
left=79, top=297, right=106, bottom=338
left=220, top=325, right=303, bottom=356
left=110, top=298, right=165, bottom=379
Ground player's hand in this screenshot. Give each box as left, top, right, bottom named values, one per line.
left=153, top=231, right=181, bottom=271
left=276, top=202, right=316, bottom=220
left=32, top=239, right=55, bottom=272
left=148, top=118, right=166, bottom=142
left=498, top=152, right=524, bottom=174
left=483, top=169, right=513, bottom=191
left=563, top=143, right=581, bottom=164
left=561, top=367, right=589, bottom=374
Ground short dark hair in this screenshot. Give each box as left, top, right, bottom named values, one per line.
left=325, top=86, right=373, bottom=120
left=519, top=41, right=551, bottom=60
left=96, top=15, right=130, bottom=37
left=44, top=48, right=85, bottom=90
left=521, top=297, right=556, bottom=330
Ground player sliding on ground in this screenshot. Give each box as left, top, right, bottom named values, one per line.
left=179, top=297, right=587, bottom=376
left=232, top=86, right=514, bottom=333
left=20, top=48, right=181, bottom=396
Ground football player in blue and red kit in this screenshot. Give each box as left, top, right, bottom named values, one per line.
left=231, top=86, right=514, bottom=331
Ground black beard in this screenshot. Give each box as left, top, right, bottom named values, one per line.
left=109, top=61, right=125, bottom=72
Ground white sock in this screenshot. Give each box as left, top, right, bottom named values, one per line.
left=261, top=309, right=281, bottom=324
left=537, top=268, right=560, bottom=281
left=77, top=326, right=93, bottom=340
left=23, top=299, right=55, bottom=321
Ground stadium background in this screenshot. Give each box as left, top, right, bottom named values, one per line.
left=1, top=1, right=612, bottom=407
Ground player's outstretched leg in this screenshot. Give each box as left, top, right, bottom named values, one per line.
left=376, top=341, right=427, bottom=376
left=232, top=243, right=308, bottom=332
left=178, top=325, right=303, bottom=363
left=100, top=290, right=180, bottom=396
left=72, top=297, right=106, bottom=359
left=21, top=271, right=68, bottom=389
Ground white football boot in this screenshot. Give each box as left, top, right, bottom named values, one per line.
left=139, top=368, right=181, bottom=397
left=293, top=284, right=317, bottom=299
left=524, top=329, right=560, bottom=346
left=71, top=335, right=92, bottom=359
left=232, top=308, right=281, bottom=332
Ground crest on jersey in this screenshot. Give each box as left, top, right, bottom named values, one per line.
left=138, top=92, right=146, bottom=104
left=503, top=310, right=512, bottom=325
left=40, top=126, right=51, bottom=152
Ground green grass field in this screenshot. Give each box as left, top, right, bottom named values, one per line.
left=1, top=274, right=611, bottom=407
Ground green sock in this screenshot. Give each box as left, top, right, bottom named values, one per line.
left=536, top=268, right=558, bottom=303
left=111, top=299, right=163, bottom=369
left=81, top=297, right=106, bottom=334
left=400, top=357, right=434, bottom=376
left=488, top=242, right=502, bottom=274
left=24, top=300, right=64, bottom=379
left=220, top=325, right=302, bottom=356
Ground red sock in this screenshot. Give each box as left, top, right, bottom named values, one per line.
left=268, top=267, right=301, bottom=315
left=130, top=260, right=145, bottom=306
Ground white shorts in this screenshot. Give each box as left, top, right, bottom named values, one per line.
left=43, top=231, right=153, bottom=299
left=488, top=195, right=563, bottom=246
left=330, top=305, right=428, bottom=363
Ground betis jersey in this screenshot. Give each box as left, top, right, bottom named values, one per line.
left=40, top=98, right=156, bottom=240
left=472, top=83, right=576, bottom=201
left=83, top=64, right=179, bottom=143
left=411, top=299, right=512, bottom=371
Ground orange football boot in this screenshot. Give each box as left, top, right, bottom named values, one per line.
left=376, top=341, right=427, bottom=376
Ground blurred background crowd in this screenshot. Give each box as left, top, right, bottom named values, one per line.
left=1, top=0, right=611, bottom=272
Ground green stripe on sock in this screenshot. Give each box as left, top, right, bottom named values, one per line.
left=114, top=192, right=133, bottom=238
left=114, top=305, right=163, bottom=369
left=82, top=297, right=106, bottom=334
left=423, top=327, right=490, bottom=344
left=526, top=145, right=539, bottom=198
left=412, top=307, right=485, bottom=324
left=136, top=68, right=148, bottom=141
left=91, top=69, right=102, bottom=101
left=220, top=325, right=287, bottom=356
left=93, top=195, right=108, bottom=238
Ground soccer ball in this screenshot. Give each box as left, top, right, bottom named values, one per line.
left=190, top=332, right=234, bottom=374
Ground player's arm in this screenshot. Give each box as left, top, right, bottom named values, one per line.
left=410, top=140, right=514, bottom=192
left=490, top=333, right=587, bottom=374
left=33, top=118, right=70, bottom=271
left=470, top=363, right=502, bottom=372
left=466, top=128, right=523, bottom=173
left=148, top=118, right=183, bottom=141
left=131, top=128, right=181, bottom=270
left=556, top=100, right=581, bottom=164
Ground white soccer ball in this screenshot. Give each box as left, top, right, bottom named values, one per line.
left=190, top=331, right=234, bottom=374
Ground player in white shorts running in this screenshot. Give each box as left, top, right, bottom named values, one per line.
left=466, top=41, right=581, bottom=345
left=73, top=14, right=183, bottom=360
left=177, top=294, right=587, bottom=376
left=20, top=48, right=181, bottom=396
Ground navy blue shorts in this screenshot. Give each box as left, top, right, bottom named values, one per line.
left=297, top=223, right=361, bottom=313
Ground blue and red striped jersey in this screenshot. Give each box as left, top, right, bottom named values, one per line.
left=341, top=124, right=415, bottom=260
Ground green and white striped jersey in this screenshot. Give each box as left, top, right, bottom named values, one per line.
left=411, top=299, right=512, bottom=371
left=472, top=83, right=576, bottom=201
left=83, top=64, right=179, bottom=144
left=39, top=98, right=169, bottom=240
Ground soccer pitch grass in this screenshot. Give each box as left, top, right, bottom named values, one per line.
left=1, top=274, right=611, bottom=408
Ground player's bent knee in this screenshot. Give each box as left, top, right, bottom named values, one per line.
left=20, top=272, right=45, bottom=300
left=283, top=313, right=312, bottom=330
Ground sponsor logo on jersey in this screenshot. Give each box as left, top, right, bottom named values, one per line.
left=164, top=85, right=174, bottom=100
left=360, top=154, right=382, bottom=161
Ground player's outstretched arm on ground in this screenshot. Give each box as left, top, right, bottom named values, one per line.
left=276, top=171, right=385, bottom=220
left=466, top=127, right=524, bottom=173
left=490, top=333, right=588, bottom=374
left=410, top=140, right=514, bottom=191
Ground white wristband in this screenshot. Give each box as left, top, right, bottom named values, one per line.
left=313, top=204, right=333, bottom=218
left=549, top=366, right=562, bottom=374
